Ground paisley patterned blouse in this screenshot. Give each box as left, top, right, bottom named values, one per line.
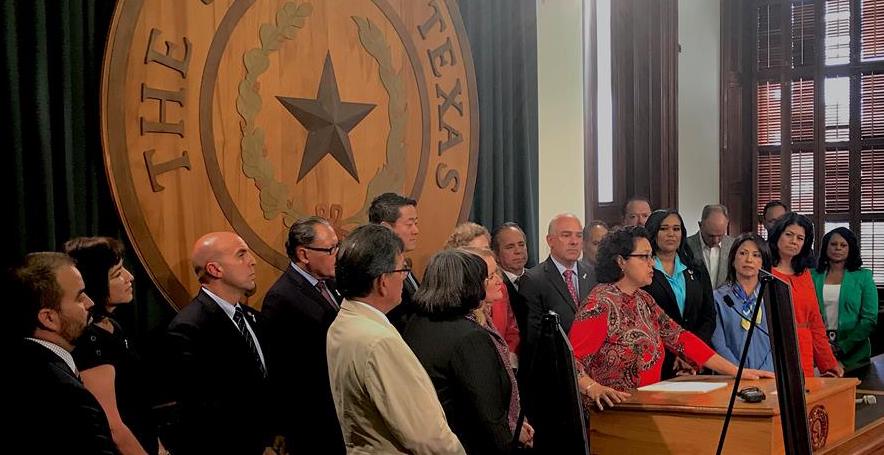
left=569, top=283, right=715, bottom=391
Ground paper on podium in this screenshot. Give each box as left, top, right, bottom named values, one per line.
left=637, top=381, right=728, bottom=393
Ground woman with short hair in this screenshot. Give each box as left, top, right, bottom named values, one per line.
left=446, top=222, right=521, bottom=364
left=812, top=227, right=878, bottom=372
left=569, top=227, right=773, bottom=410
left=66, top=237, right=156, bottom=455
left=403, top=249, right=533, bottom=453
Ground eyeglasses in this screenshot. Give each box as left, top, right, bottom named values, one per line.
left=384, top=267, right=411, bottom=275
left=303, top=244, right=340, bottom=255
left=626, top=253, right=654, bottom=262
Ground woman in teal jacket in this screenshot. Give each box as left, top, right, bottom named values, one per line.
left=812, top=227, right=879, bottom=372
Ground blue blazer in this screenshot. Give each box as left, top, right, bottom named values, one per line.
left=811, top=268, right=878, bottom=371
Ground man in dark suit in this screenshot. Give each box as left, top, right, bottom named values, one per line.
left=9, top=252, right=118, bottom=455
left=262, top=217, right=344, bottom=453
left=369, top=192, right=420, bottom=332
left=518, top=214, right=596, bottom=424
left=520, top=214, right=597, bottom=348
left=491, top=222, right=531, bottom=336
left=163, top=232, right=274, bottom=455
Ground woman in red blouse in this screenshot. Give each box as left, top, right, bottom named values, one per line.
left=768, top=212, right=843, bottom=378
left=569, top=227, right=774, bottom=410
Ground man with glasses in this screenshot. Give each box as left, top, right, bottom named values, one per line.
left=262, top=216, right=343, bottom=453
left=327, top=224, right=464, bottom=454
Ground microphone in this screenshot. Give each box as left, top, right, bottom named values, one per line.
left=723, top=295, right=736, bottom=308
left=723, top=294, right=769, bottom=337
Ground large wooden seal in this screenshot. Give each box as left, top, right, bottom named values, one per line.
left=101, top=0, right=479, bottom=309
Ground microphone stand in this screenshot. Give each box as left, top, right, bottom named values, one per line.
left=715, top=270, right=773, bottom=455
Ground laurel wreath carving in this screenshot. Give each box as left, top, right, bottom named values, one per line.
left=237, top=2, right=315, bottom=227
left=343, top=16, right=409, bottom=225
left=236, top=4, right=407, bottom=228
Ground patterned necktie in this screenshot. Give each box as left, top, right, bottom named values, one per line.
left=316, top=280, right=340, bottom=310
left=233, top=306, right=267, bottom=377
left=563, top=269, right=578, bottom=305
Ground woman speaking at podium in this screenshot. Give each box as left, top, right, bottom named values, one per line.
left=568, top=227, right=774, bottom=410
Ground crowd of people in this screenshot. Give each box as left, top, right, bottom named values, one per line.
left=9, top=193, right=878, bottom=454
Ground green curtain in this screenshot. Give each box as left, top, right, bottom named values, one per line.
left=2, top=0, right=176, bottom=346
left=458, top=0, right=540, bottom=265
left=3, top=0, right=540, bottom=340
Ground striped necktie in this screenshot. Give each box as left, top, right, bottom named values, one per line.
left=233, top=306, right=267, bottom=377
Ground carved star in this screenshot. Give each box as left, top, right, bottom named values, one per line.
left=277, top=53, right=376, bottom=182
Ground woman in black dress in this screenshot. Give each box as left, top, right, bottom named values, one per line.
left=66, top=237, right=157, bottom=455
left=402, top=249, right=533, bottom=454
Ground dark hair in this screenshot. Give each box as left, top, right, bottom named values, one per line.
left=817, top=227, right=863, bottom=272
left=622, top=196, right=651, bottom=217
left=285, top=216, right=332, bottom=259
left=64, top=237, right=124, bottom=318
left=335, top=224, right=404, bottom=299
left=762, top=200, right=789, bottom=218
left=583, top=220, right=609, bottom=238
left=644, top=209, right=697, bottom=266
left=490, top=222, right=526, bottom=253
left=414, top=249, right=486, bottom=317
left=725, top=233, right=772, bottom=284
left=368, top=192, right=417, bottom=224
left=767, top=212, right=815, bottom=274
left=9, top=252, right=75, bottom=338
left=596, top=226, right=651, bottom=283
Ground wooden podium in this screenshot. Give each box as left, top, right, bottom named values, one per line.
left=588, top=375, right=859, bottom=454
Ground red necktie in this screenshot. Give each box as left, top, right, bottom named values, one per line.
left=316, top=281, right=340, bottom=310
left=563, top=269, right=578, bottom=305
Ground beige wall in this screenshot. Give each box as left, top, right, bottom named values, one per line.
left=534, top=0, right=721, bottom=256
left=678, top=0, right=720, bottom=231
left=536, top=0, right=586, bottom=260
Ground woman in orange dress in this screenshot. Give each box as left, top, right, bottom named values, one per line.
left=768, top=212, right=843, bottom=377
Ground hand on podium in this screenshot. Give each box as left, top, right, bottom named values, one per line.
left=582, top=382, right=631, bottom=411
left=738, top=368, right=776, bottom=380
left=821, top=363, right=845, bottom=377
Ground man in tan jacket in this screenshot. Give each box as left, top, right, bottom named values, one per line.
left=327, top=224, right=464, bottom=454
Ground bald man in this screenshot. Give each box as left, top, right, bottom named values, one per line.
left=518, top=214, right=597, bottom=362
left=162, top=232, right=275, bottom=455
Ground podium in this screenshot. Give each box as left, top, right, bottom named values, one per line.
left=588, top=375, right=859, bottom=454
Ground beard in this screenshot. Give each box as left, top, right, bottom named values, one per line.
left=59, top=312, right=88, bottom=346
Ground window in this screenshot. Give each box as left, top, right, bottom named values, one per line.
left=752, top=0, right=884, bottom=284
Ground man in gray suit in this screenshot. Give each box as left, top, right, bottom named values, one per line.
left=686, top=204, right=735, bottom=289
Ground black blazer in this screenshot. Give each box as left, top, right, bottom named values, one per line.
left=11, top=339, right=118, bottom=455
left=386, top=270, right=419, bottom=333
left=261, top=266, right=344, bottom=454
left=643, top=260, right=716, bottom=379
left=162, top=289, right=274, bottom=455
left=502, top=271, right=529, bottom=337
left=519, top=257, right=596, bottom=353
left=402, top=314, right=513, bottom=455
